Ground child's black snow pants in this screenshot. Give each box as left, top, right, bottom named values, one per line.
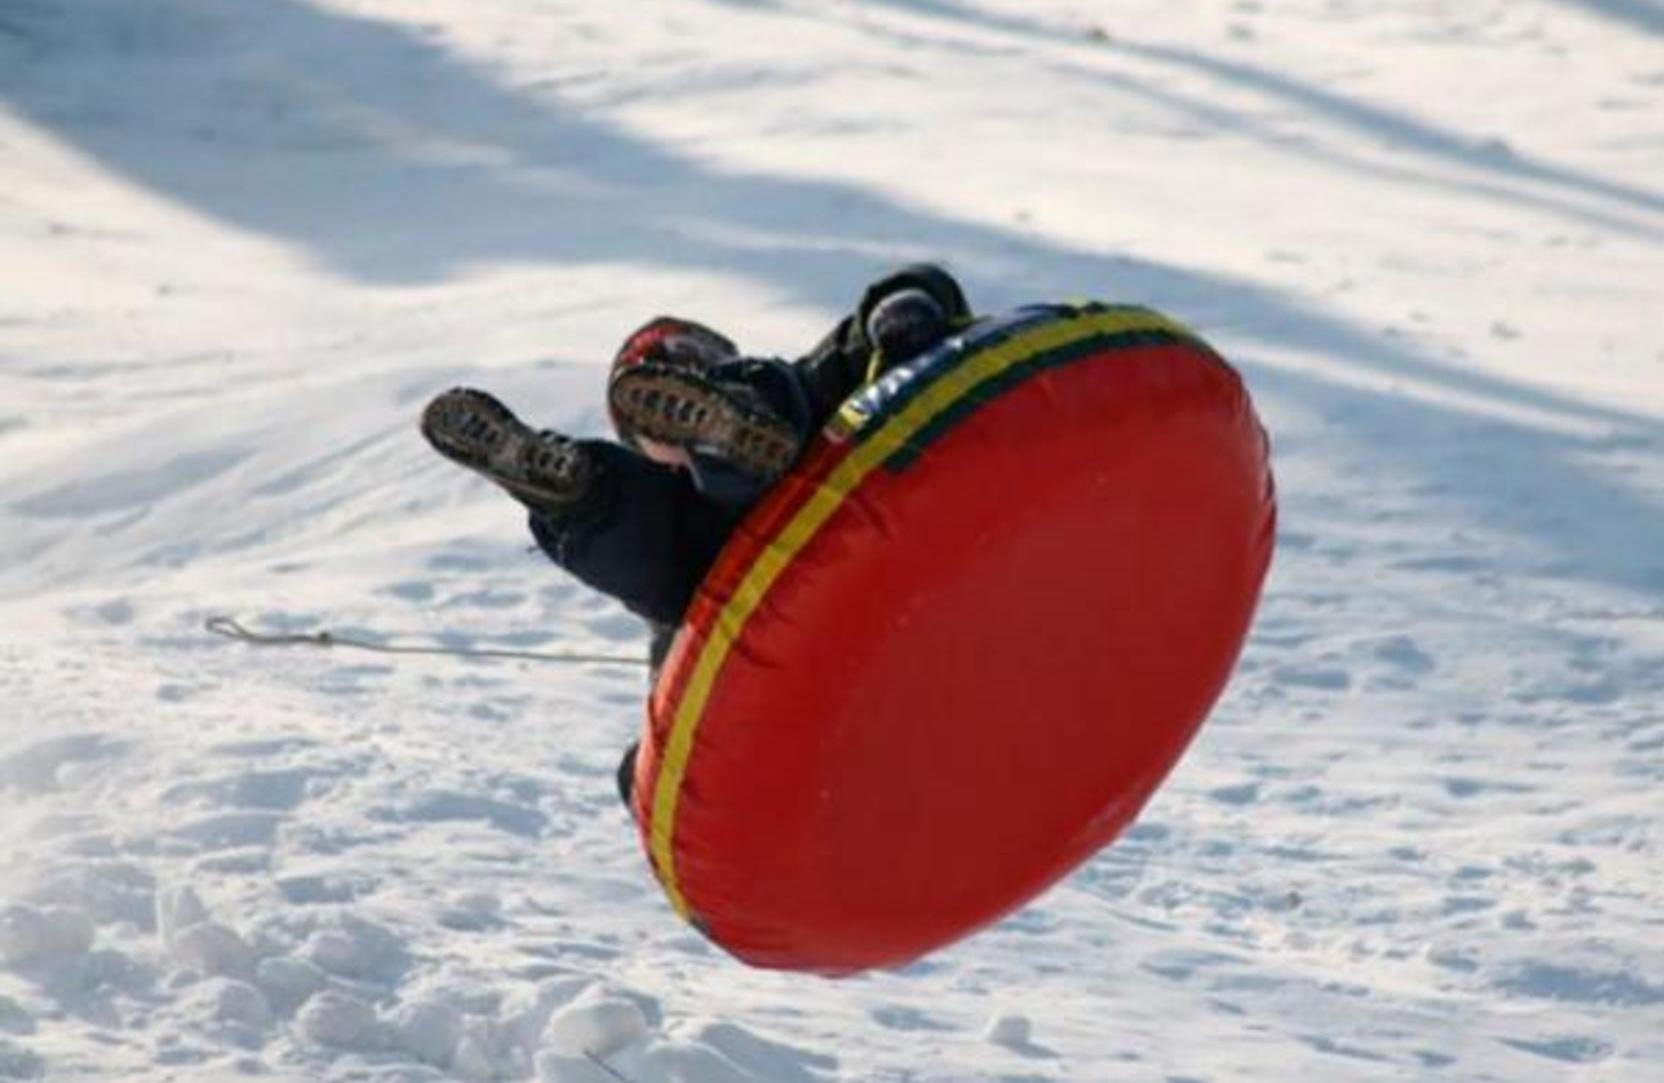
left=527, top=440, right=741, bottom=631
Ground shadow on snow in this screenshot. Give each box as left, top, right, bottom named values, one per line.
left=1, top=0, right=1659, bottom=595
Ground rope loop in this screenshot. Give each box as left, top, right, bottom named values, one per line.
left=204, top=614, right=649, bottom=668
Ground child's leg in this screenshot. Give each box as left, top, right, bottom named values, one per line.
left=423, top=388, right=739, bottom=626
left=527, top=440, right=741, bottom=627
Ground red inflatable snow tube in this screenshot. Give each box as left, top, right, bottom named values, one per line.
left=631, top=303, right=1275, bottom=975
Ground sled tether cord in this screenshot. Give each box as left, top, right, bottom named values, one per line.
left=204, top=615, right=650, bottom=668
left=582, top=1051, right=637, bottom=1083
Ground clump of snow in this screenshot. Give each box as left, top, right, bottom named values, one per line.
left=20, top=860, right=155, bottom=930
left=154, top=885, right=209, bottom=949
left=451, top=1030, right=501, bottom=1082
left=297, top=991, right=384, bottom=1052
left=302, top=914, right=407, bottom=981
left=209, top=979, right=275, bottom=1030
left=983, top=1011, right=1032, bottom=1049
left=171, top=921, right=255, bottom=979
left=541, top=987, right=651, bottom=1058
left=253, top=955, right=327, bottom=1016
left=389, top=997, right=465, bottom=1068
left=502, top=977, right=599, bottom=1053
left=0, top=905, right=95, bottom=967
left=544, top=1018, right=840, bottom=1083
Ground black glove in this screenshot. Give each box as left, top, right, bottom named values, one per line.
left=856, top=264, right=971, bottom=372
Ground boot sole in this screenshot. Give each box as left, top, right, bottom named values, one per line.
left=421, top=388, right=587, bottom=509
left=608, top=367, right=799, bottom=478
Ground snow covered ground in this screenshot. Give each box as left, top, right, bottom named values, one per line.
left=2, top=0, right=1661, bottom=1079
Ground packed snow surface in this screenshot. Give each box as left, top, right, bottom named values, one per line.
left=2, top=1, right=1662, bottom=1080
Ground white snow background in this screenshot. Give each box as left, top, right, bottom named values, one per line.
left=2, top=1, right=1662, bottom=1080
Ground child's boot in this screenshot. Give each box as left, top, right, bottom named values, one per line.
left=607, top=364, right=803, bottom=480
left=420, top=388, right=594, bottom=515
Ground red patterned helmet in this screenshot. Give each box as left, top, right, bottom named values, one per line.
left=608, top=316, right=739, bottom=445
